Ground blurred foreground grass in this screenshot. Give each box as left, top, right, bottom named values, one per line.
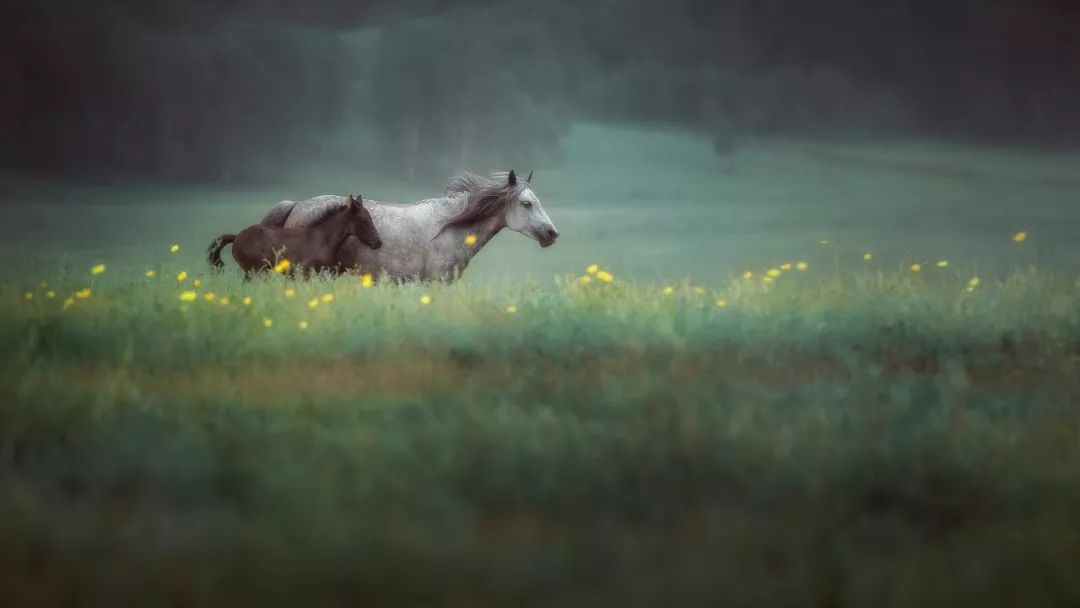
left=2, top=250, right=1080, bottom=606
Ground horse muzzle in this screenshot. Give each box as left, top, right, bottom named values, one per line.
left=538, top=227, right=559, bottom=248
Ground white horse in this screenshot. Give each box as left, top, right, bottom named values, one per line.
left=256, top=170, right=559, bottom=282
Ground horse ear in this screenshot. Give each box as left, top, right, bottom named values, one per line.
left=507, top=170, right=517, bottom=187
left=526, top=170, right=533, bottom=183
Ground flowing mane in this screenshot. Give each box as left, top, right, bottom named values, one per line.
left=435, top=171, right=528, bottom=237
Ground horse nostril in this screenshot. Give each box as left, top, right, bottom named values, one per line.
left=547, top=228, right=559, bottom=240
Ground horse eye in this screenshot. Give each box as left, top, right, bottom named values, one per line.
left=522, top=200, right=533, bottom=208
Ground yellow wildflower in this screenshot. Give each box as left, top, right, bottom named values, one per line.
left=420, top=295, right=432, bottom=305
left=464, top=234, right=478, bottom=246
left=321, top=293, right=334, bottom=304
left=176, top=270, right=188, bottom=282
left=145, top=270, right=156, bottom=278
left=586, top=264, right=599, bottom=275
left=63, top=297, right=75, bottom=310
left=274, top=259, right=292, bottom=273
left=596, top=270, right=614, bottom=283
left=203, top=292, right=216, bottom=302
left=579, top=275, right=592, bottom=285
left=967, top=277, right=981, bottom=292
left=1012, top=231, right=1027, bottom=243
left=763, top=276, right=774, bottom=285
left=192, top=279, right=201, bottom=288
left=242, top=296, right=252, bottom=306
left=936, top=260, right=949, bottom=268
left=361, top=273, right=374, bottom=288
left=170, top=243, right=180, bottom=253
left=263, top=317, right=273, bottom=328
left=767, top=268, right=782, bottom=278
left=715, top=298, right=727, bottom=309
left=796, top=261, right=808, bottom=271
left=910, top=263, right=922, bottom=273
left=298, top=320, right=309, bottom=330
left=743, top=271, right=753, bottom=280
left=218, top=296, right=230, bottom=306
left=820, top=239, right=829, bottom=246
left=307, top=298, right=319, bottom=309
left=694, top=286, right=706, bottom=295
left=863, top=253, right=873, bottom=261
left=284, top=288, right=296, bottom=298
left=662, top=286, right=674, bottom=295
left=23, top=292, right=33, bottom=301
left=45, top=290, right=55, bottom=299
left=90, top=263, right=106, bottom=276
left=75, top=288, right=92, bottom=299
left=179, top=291, right=197, bottom=302
left=505, top=304, right=518, bottom=314
left=780, top=263, right=792, bottom=271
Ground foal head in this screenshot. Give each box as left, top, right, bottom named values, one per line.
left=342, top=195, right=383, bottom=250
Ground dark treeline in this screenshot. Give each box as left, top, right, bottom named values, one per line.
left=4, top=0, right=1079, bottom=182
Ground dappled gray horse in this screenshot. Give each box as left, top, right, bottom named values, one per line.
left=259, top=170, right=558, bottom=282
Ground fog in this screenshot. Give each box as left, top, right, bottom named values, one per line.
left=3, top=0, right=1080, bottom=280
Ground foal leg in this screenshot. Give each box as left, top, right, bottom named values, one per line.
left=242, top=263, right=269, bottom=283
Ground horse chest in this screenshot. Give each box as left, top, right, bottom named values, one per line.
left=424, top=240, right=474, bottom=279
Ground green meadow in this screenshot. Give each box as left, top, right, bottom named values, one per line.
left=3, top=126, right=1080, bottom=605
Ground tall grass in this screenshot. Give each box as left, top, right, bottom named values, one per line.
left=2, top=256, right=1080, bottom=605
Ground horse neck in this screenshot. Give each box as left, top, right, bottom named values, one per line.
left=309, top=214, right=352, bottom=251
left=438, top=208, right=505, bottom=262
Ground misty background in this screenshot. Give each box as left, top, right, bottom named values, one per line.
left=3, top=0, right=1080, bottom=281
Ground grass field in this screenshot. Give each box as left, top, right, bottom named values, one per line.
left=3, top=125, right=1080, bottom=605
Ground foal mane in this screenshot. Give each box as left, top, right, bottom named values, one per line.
left=435, top=171, right=527, bottom=237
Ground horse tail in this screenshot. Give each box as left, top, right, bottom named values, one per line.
left=207, top=234, right=235, bottom=270
left=261, top=200, right=296, bottom=227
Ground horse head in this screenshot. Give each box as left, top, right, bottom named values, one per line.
left=503, top=170, right=559, bottom=248
left=345, top=195, right=383, bottom=250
